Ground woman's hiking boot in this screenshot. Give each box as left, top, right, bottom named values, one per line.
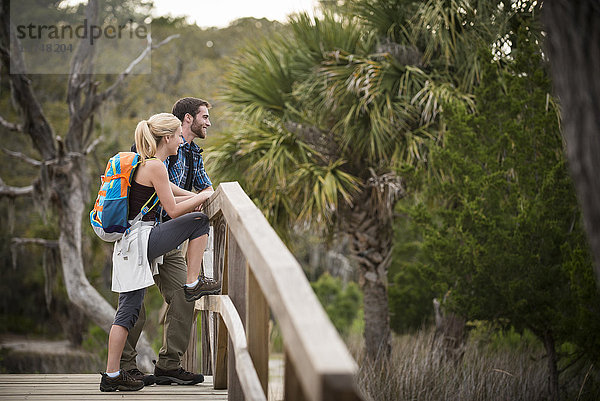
left=154, top=365, right=204, bottom=385
left=99, top=370, right=144, bottom=392
left=183, top=275, right=221, bottom=302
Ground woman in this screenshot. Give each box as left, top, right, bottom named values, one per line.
left=100, top=113, right=218, bottom=392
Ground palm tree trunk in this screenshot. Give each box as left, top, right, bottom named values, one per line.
left=348, top=209, right=392, bottom=361
left=543, top=330, right=560, bottom=401
left=361, top=274, right=391, bottom=360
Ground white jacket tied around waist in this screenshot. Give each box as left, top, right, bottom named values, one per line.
left=111, top=221, right=163, bottom=293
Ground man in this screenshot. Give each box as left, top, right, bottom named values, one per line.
left=121, top=97, right=220, bottom=386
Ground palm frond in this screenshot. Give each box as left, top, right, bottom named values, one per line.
left=411, top=79, right=475, bottom=124
left=346, top=0, right=418, bottom=42
left=222, top=39, right=294, bottom=117
left=288, top=11, right=371, bottom=67
left=291, top=159, right=360, bottom=224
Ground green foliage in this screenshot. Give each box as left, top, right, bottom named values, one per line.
left=344, top=0, right=419, bottom=41
left=269, top=320, right=284, bottom=354
left=208, top=13, right=375, bottom=232
left=468, top=321, right=541, bottom=354
left=81, top=323, right=108, bottom=361
left=388, top=207, right=439, bottom=333
left=310, top=273, right=362, bottom=336
left=389, top=263, right=437, bottom=333
left=402, top=31, right=600, bottom=366
left=209, top=7, right=473, bottom=234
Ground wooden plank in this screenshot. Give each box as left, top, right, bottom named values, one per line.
left=0, top=397, right=226, bottom=400
left=182, top=308, right=198, bottom=373
left=211, top=215, right=228, bottom=387
left=0, top=374, right=216, bottom=384
left=214, top=314, right=228, bottom=390
left=227, top=233, right=246, bottom=401
left=0, top=374, right=227, bottom=400
left=284, top=348, right=308, bottom=401
left=1, top=396, right=219, bottom=398
left=246, top=265, right=269, bottom=395
left=201, top=311, right=212, bottom=375
left=203, top=193, right=224, bottom=221
left=227, top=230, right=247, bottom=327
left=196, top=296, right=266, bottom=401
left=201, top=225, right=215, bottom=375
left=214, top=182, right=359, bottom=401
left=0, top=387, right=223, bottom=395
left=0, top=396, right=226, bottom=400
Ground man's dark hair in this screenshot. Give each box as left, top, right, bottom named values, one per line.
left=171, top=97, right=211, bottom=122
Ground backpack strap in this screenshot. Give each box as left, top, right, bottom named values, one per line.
left=184, top=146, right=194, bottom=191
left=129, top=192, right=159, bottom=226
left=129, top=156, right=161, bottom=226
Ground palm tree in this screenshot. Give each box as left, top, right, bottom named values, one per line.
left=209, top=0, right=519, bottom=360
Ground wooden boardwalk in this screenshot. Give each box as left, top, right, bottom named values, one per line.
left=0, top=183, right=362, bottom=401
left=0, top=374, right=228, bottom=400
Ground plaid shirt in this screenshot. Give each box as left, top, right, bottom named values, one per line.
left=166, top=139, right=212, bottom=191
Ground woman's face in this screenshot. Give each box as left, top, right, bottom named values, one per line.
left=167, top=126, right=183, bottom=155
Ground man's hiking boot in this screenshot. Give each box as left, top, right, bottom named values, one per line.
left=183, top=275, right=221, bottom=302
left=126, top=368, right=156, bottom=386
left=99, top=370, right=144, bottom=392
left=154, top=365, right=204, bottom=385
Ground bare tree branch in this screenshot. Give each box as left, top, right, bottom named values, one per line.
left=93, top=34, right=180, bottom=109
left=0, top=148, right=94, bottom=170
left=0, top=115, right=23, bottom=132
left=65, top=0, right=99, bottom=151
left=82, top=113, right=95, bottom=148
left=0, top=176, right=34, bottom=197
left=64, top=0, right=178, bottom=149
left=2, top=148, right=42, bottom=166
left=84, top=136, right=103, bottom=155
left=11, top=237, right=59, bottom=248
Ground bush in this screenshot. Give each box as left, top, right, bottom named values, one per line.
left=311, top=273, right=362, bottom=337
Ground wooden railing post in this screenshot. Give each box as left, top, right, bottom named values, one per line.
left=227, top=229, right=246, bottom=401
left=212, top=216, right=228, bottom=389
left=246, top=265, right=269, bottom=395
left=284, top=348, right=308, bottom=401
left=200, top=226, right=215, bottom=375
left=182, top=309, right=198, bottom=373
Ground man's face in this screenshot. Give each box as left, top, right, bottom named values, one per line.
left=190, top=105, right=211, bottom=139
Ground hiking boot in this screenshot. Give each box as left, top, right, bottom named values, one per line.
left=126, top=368, right=156, bottom=386
left=183, top=275, right=221, bottom=302
left=99, top=370, right=144, bottom=392
left=154, top=365, right=204, bottom=385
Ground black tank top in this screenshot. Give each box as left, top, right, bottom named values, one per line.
left=128, top=179, right=157, bottom=221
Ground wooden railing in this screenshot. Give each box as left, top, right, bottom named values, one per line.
left=185, top=182, right=362, bottom=401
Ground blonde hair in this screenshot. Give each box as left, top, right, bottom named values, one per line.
left=134, top=113, right=181, bottom=163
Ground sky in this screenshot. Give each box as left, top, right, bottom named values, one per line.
left=151, top=0, right=320, bottom=29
